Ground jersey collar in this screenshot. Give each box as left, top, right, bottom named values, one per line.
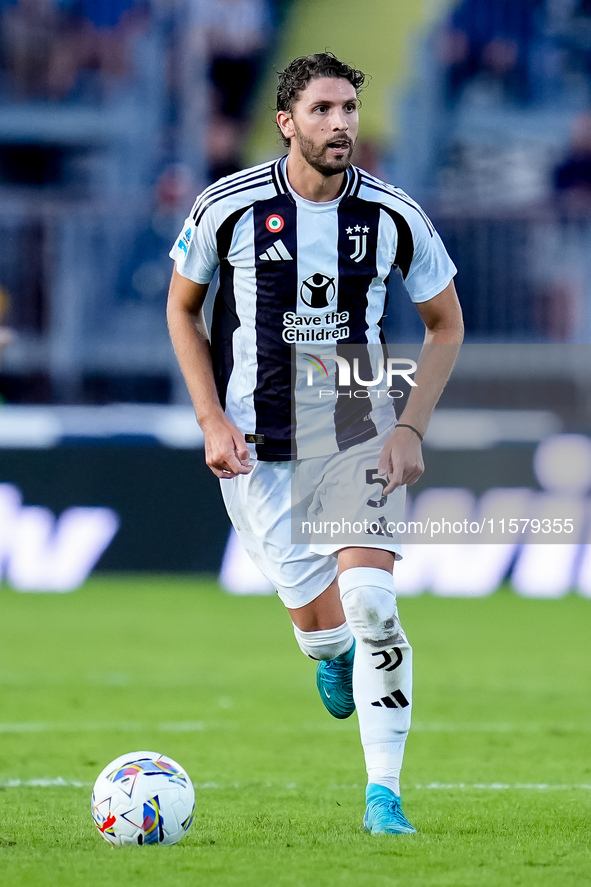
left=273, top=157, right=358, bottom=202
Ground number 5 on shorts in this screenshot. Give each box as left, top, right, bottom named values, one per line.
left=365, top=469, right=388, bottom=509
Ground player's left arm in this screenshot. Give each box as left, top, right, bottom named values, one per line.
left=378, top=278, right=464, bottom=494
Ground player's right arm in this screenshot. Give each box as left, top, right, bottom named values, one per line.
left=166, top=265, right=252, bottom=478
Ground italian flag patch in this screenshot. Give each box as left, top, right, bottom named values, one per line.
left=266, top=214, right=284, bottom=233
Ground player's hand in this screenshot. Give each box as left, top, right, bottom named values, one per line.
left=201, top=414, right=253, bottom=479
left=377, top=426, right=424, bottom=494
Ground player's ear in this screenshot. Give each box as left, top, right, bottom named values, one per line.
left=277, top=110, right=294, bottom=141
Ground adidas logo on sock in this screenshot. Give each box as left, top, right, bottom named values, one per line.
left=259, top=239, right=293, bottom=261
left=371, top=690, right=410, bottom=709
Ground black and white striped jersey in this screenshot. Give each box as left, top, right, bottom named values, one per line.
left=170, top=157, right=456, bottom=461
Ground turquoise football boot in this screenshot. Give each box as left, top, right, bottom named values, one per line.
left=316, top=641, right=355, bottom=719
left=363, top=783, right=417, bottom=835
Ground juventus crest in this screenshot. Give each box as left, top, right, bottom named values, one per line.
left=346, top=225, right=370, bottom=263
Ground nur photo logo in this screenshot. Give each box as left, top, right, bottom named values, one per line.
left=303, top=353, right=418, bottom=389
left=303, top=353, right=329, bottom=380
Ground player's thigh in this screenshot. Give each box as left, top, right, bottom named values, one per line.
left=220, top=460, right=338, bottom=610
left=308, top=429, right=406, bottom=559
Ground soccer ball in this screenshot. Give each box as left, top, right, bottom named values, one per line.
left=91, top=751, right=195, bottom=846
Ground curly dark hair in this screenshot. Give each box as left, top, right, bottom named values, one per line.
left=276, top=52, right=366, bottom=146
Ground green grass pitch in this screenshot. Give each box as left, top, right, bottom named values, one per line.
left=0, top=576, right=590, bottom=886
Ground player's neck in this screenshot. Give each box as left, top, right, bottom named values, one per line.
left=285, top=153, right=346, bottom=203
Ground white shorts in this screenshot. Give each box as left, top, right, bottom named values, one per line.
left=220, top=429, right=405, bottom=610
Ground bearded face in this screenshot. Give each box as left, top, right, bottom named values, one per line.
left=281, top=77, right=359, bottom=178
left=291, top=119, right=355, bottom=176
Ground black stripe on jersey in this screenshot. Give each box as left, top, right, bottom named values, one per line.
left=253, top=195, right=298, bottom=460
left=359, top=173, right=435, bottom=236
left=273, top=158, right=289, bottom=194
left=381, top=206, right=414, bottom=280
left=337, top=198, right=382, bottom=337
left=333, top=198, right=382, bottom=450
left=351, top=166, right=362, bottom=198
left=191, top=163, right=276, bottom=221
left=391, top=188, right=435, bottom=235
left=216, top=203, right=253, bottom=260
left=379, top=275, right=390, bottom=345
left=342, top=166, right=358, bottom=198
left=193, top=176, right=273, bottom=227
left=209, top=206, right=252, bottom=408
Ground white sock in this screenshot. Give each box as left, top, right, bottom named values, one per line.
left=338, top=567, right=412, bottom=793
left=366, top=745, right=404, bottom=796
left=292, top=621, right=353, bottom=661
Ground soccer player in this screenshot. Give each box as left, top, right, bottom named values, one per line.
left=167, top=52, right=463, bottom=834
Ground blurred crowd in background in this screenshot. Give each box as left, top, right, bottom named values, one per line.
left=0, top=0, right=283, bottom=402
left=388, top=0, right=591, bottom=347
left=1, top=0, right=591, bottom=406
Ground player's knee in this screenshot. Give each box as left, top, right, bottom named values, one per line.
left=341, top=586, right=400, bottom=645
left=338, top=567, right=407, bottom=647
left=292, top=622, right=353, bottom=660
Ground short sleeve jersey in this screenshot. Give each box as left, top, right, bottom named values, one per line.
left=170, top=158, right=456, bottom=461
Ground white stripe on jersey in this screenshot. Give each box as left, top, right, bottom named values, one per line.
left=291, top=192, right=341, bottom=460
